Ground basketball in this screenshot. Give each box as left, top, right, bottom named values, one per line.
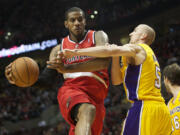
left=11, top=57, right=39, bottom=87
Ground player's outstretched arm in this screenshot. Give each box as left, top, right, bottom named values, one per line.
left=4, top=45, right=61, bottom=89
left=4, top=49, right=59, bottom=89
left=31, top=45, right=61, bottom=89
left=62, top=43, right=137, bottom=58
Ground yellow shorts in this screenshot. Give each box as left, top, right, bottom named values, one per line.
left=121, top=100, right=172, bottom=135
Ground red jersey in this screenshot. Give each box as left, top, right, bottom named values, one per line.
left=61, top=30, right=109, bottom=100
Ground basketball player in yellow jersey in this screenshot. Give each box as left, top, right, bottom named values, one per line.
left=61, top=24, right=172, bottom=135
left=163, top=63, right=180, bottom=135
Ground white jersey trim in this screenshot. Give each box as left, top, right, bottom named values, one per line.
left=67, top=30, right=90, bottom=44
left=63, top=72, right=108, bottom=88
left=138, top=101, right=143, bottom=135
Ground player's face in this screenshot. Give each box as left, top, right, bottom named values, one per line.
left=65, top=11, right=86, bottom=37
left=129, top=25, right=144, bottom=44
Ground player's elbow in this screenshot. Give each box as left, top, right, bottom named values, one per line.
left=128, top=47, right=136, bottom=57
left=111, top=74, right=123, bottom=85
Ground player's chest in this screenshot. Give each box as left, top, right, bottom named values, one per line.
left=63, top=38, right=94, bottom=49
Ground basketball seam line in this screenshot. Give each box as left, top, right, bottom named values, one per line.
left=14, top=59, right=27, bottom=84
left=23, top=57, right=30, bottom=85
left=11, top=63, right=17, bottom=82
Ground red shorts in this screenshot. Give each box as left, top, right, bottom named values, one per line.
left=57, top=84, right=106, bottom=135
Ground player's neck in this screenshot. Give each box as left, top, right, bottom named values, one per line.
left=69, top=30, right=87, bottom=43
left=134, top=40, right=148, bottom=45
left=171, top=85, right=180, bottom=103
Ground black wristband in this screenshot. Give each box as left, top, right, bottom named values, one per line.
left=32, top=67, right=58, bottom=89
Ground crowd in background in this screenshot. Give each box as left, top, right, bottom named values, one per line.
left=0, top=83, right=57, bottom=122
left=0, top=0, right=180, bottom=134
left=0, top=0, right=176, bottom=49
left=153, top=28, right=180, bottom=68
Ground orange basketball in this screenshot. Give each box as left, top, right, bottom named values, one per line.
left=11, top=57, right=39, bottom=87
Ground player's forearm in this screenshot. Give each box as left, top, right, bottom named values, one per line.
left=111, top=57, right=123, bottom=85
left=33, top=67, right=59, bottom=89
left=75, top=45, right=135, bottom=57
left=75, top=46, right=114, bottom=57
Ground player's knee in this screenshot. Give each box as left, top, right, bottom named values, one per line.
left=79, top=103, right=96, bottom=119
left=85, top=104, right=96, bottom=117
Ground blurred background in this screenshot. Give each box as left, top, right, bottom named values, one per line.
left=0, top=0, right=179, bottom=134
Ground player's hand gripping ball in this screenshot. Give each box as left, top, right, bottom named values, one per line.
left=5, top=57, right=39, bottom=87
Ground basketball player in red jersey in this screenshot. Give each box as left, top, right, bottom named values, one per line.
left=5, top=7, right=110, bottom=135
left=46, top=7, right=110, bottom=135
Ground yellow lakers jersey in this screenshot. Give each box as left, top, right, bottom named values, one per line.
left=121, top=44, right=164, bottom=102
left=168, top=91, right=180, bottom=135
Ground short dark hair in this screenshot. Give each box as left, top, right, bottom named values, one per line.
left=65, top=7, right=85, bottom=20
left=163, top=63, right=180, bottom=85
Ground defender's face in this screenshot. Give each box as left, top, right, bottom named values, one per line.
left=129, top=25, right=144, bottom=44
left=65, top=11, right=86, bottom=37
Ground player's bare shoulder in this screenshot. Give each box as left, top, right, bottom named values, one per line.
left=126, top=44, right=146, bottom=56
left=94, top=30, right=109, bottom=46
left=49, top=44, right=60, bottom=61
left=125, top=44, right=146, bottom=65
left=124, top=44, right=140, bottom=52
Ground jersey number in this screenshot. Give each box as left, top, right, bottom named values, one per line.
left=155, top=65, right=161, bottom=89
left=172, top=115, right=180, bottom=132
